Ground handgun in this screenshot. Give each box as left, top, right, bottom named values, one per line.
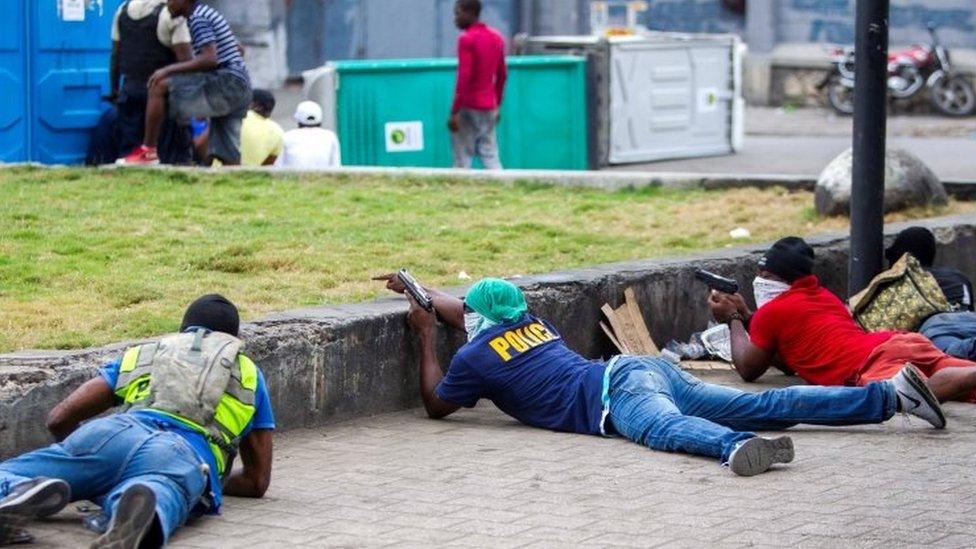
left=397, top=269, right=434, bottom=312
left=694, top=269, right=739, bottom=294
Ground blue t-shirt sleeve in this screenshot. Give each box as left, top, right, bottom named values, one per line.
left=435, top=355, right=483, bottom=408
left=189, top=17, right=217, bottom=48
left=99, top=358, right=122, bottom=394
left=242, top=369, right=276, bottom=436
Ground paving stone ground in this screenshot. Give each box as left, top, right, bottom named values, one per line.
left=19, top=369, right=976, bottom=548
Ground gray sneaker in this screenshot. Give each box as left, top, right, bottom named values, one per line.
left=90, top=484, right=158, bottom=549
left=0, top=477, right=70, bottom=519
left=892, top=363, right=946, bottom=429
left=727, top=436, right=795, bottom=477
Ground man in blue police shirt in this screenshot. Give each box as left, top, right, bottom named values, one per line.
left=0, top=295, right=274, bottom=548
left=381, top=276, right=943, bottom=477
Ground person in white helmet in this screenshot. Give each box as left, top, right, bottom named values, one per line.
left=274, top=101, right=342, bottom=169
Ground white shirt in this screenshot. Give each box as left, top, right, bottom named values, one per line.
left=111, top=0, right=191, bottom=47
left=275, top=127, right=342, bottom=169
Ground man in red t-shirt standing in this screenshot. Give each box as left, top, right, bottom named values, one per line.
left=448, top=0, right=507, bottom=170
left=708, top=236, right=976, bottom=415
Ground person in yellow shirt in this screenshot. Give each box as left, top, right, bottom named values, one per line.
left=240, top=89, right=284, bottom=166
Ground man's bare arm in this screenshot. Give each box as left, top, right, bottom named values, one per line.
left=224, top=429, right=273, bottom=498
left=148, top=43, right=219, bottom=89
left=408, top=297, right=461, bottom=419
left=46, top=377, right=116, bottom=440
left=708, top=291, right=774, bottom=382
left=727, top=318, right=774, bottom=382
left=171, top=42, right=193, bottom=62
left=374, top=273, right=465, bottom=331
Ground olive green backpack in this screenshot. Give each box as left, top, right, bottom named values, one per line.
left=848, top=252, right=951, bottom=332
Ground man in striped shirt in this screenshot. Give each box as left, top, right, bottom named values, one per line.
left=119, top=0, right=251, bottom=166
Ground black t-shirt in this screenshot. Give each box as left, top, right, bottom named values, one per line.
left=929, top=267, right=974, bottom=311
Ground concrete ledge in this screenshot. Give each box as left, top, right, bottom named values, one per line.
left=6, top=164, right=976, bottom=198
left=3, top=213, right=976, bottom=459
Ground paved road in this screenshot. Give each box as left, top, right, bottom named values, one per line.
left=22, top=369, right=976, bottom=548
left=607, top=135, right=976, bottom=181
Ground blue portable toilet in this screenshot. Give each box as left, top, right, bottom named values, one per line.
left=1, top=0, right=122, bottom=164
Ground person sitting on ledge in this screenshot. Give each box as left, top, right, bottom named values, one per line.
left=884, top=226, right=976, bottom=361
left=708, top=236, right=976, bottom=406
left=0, top=295, right=274, bottom=548
left=378, top=275, right=943, bottom=478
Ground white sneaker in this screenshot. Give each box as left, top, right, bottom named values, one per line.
left=727, top=436, right=794, bottom=477
left=891, top=363, right=946, bottom=429
left=0, top=477, right=70, bottom=519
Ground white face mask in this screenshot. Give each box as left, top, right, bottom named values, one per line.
left=464, top=312, right=497, bottom=341
left=753, top=276, right=791, bottom=309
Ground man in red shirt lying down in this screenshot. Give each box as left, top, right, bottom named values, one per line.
left=708, top=236, right=976, bottom=420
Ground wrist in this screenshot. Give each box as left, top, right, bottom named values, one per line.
left=727, top=312, right=744, bottom=325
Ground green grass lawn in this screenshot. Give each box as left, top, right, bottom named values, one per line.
left=0, top=166, right=972, bottom=353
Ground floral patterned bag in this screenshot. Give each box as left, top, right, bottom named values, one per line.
left=848, top=253, right=950, bottom=332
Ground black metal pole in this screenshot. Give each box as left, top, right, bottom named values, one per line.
left=849, top=0, right=890, bottom=296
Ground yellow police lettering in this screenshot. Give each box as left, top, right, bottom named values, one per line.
left=505, top=332, right=530, bottom=352
left=517, top=327, right=540, bottom=346
left=529, top=323, right=553, bottom=342
left=489, top=337, right=512, bottom=361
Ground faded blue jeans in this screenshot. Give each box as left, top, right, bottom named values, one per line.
left=606, top=357, right=898, bottom=462
left=920, top=311, right=976, bottom=360
left=0, top=414, right=207, bottom=544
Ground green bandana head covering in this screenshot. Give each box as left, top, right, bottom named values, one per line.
left=464, top=278, right=528, bottom=324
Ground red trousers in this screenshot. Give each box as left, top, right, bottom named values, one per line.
left=854, top=333, right=976, bottom=403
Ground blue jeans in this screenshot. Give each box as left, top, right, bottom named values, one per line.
left=0, top=414, right=207, bottom=544
left=606, top=357, right=898, bottom=462
left=920, top=311, right=976, bottom=360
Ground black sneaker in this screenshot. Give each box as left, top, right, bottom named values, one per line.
left=727, top=436, right=795, bottom=476
left=0, top=513, right=32, bottom=545
left=90, top=484, right=158, bottom=549
left=0, top=477, right=70, bottom=519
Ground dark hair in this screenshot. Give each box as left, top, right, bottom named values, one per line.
left=886, top=226, right=936, bottom=267
left=759, top=237, right=815, bottom=283
left=456, top=0, right=482, bottom=17
left=180, top=294, right=241, bottom=337
left=251, top=89, right=276, bottom=116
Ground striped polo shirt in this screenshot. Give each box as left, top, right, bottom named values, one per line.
left=187, top=3, right=250, bottom=85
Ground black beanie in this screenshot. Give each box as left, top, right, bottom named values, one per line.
left=885, top=226, right=936, bottom=267
left=759, top=237, right=815, bottom=283
left=180, top=294, right=240, bottom=336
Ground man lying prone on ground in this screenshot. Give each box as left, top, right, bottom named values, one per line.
left=379, top=275, right=944, bottom=477
left=709, top=236, right=976, bottom=407
left=0, top=295, right=274, bottom=548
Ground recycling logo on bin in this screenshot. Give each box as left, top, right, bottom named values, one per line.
left=384, top=121, right=424, bottom=153
left=698, top=88, right=720, bottom=113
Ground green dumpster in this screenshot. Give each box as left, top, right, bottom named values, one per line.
left=314, top=56, right=587, bottom=170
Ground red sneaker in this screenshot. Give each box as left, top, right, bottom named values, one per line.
left=116, top=145, right=159, bottom=166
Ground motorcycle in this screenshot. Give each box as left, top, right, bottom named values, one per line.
left=818, top=23, right=975, bottom=117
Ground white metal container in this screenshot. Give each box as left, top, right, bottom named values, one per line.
left=518, top=32, right=743, bottom=166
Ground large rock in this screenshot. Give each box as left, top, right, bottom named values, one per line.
left=815, top=147, right=948, bottom=216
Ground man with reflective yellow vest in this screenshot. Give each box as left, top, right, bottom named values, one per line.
left=380, top=276, right=943, bottom=478
left=0, top=295, right=274, bottom=548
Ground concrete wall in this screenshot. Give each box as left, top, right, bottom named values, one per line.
left=3, top=213, right=976, bottom=459
left=637, top=0, right=745, bottom=35
left=206, top=0, right=289, bottom=89
left=285, top=0, right=523, bottom=75
left=775, top=0, right=976, bottom=49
